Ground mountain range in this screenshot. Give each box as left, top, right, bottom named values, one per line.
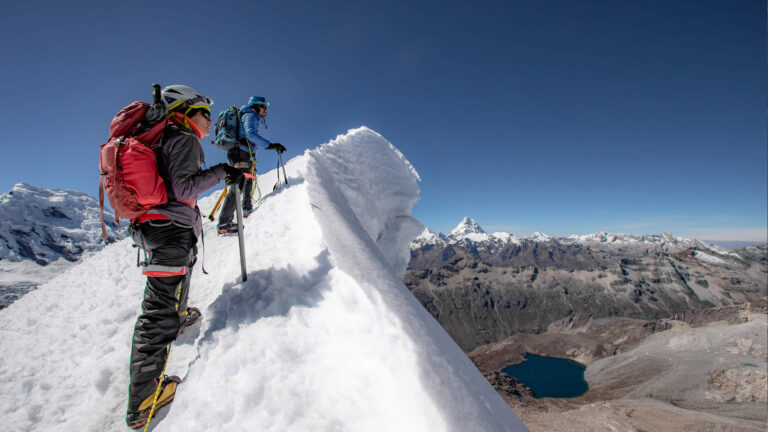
left=0, top=183, right=126, bottom=308
left=404, top=217, right=767, bottom=351
left=0, top=182, right=124, bottom=264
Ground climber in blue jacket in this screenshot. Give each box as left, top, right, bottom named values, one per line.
left=217, top=96, right=286, bottom=233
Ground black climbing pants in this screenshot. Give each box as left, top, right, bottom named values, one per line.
left=218, top=146, right=254, bottom=225
left=127, top=220, right=197, bottom=409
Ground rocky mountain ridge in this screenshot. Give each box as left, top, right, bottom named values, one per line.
left=404, top=218, right=767, bottom=351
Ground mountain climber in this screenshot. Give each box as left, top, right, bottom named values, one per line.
left=125, top=84, right=242, bottom=429
left=216, top=96, right=286, bottom=234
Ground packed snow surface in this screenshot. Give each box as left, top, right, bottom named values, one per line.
left=0, top=127, right=528, bottom=432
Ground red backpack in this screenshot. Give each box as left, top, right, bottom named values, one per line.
left=99, top=101, right=168, bottom=241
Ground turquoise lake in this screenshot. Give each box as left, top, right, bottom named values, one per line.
left=502, top=353, right=588, bottom=398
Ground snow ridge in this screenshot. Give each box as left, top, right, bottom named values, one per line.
left=0, top=127, right=527, bottom=432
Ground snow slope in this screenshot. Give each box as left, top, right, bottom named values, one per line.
left=0, top=127, right=528, bottom=432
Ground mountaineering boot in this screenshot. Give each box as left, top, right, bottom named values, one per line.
left=177, top=307, right=201, bottom=337
left=217, top=222, right=239, bottom=234
left=243, top=207, right=255, bottom=218
left=126, top=375, right=182, bottom=429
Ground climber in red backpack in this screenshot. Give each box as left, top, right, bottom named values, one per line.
left=122, top=85, right=242, bottom=429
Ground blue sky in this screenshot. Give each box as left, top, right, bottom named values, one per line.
left=1, top=0, right=765, bottom=241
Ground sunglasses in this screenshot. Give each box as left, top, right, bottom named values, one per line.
left=200, top=110, right=211, bottom=121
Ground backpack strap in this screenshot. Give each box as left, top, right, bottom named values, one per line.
left=99, top=138, right=122, bottom=243
left=234, top=106, right=242, bottom=142
left=99, top=176, right=109, bottom=243
left=238, top=108, right=257, bottom=163
left=154, top=121, right=179, bottom=204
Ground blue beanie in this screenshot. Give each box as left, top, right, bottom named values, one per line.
left=248, top=96, right=269, bottom=107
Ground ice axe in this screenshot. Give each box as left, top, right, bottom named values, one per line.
left=273, top=153, right=288, bottom=191
left=207, top=188, right=228, bottom=221
left=233, top=177, right=248, bottom=283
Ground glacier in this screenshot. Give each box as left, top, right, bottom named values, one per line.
left=0, top=182, right=125, bottom=264
left=0, top=127, right=528, bottom=432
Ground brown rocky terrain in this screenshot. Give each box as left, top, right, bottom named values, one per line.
left=470, top=300, right=767, bottom=372
left=404, top=222, right=767, bottom=431
left=404, top=239, right=766, bottom=351
left=469, top=299, right=767, bottom=431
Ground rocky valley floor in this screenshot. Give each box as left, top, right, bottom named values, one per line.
left=405, top=223, right=767, bottom=430
left=470, top=300, right=767, bottom=432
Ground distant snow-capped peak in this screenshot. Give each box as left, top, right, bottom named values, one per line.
left=449, top=217, right=489, bottom=241
left=530, top=232, right=552, bottom=241
left=451, top=217, right=485, bottom=235
left=0, top=182, right=126, bottom=265
left=411, top=227, right=448, bottom=247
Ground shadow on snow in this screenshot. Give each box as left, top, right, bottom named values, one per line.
left=202, top=249, right=332, bottom=339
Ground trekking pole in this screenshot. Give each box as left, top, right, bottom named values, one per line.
left=233, top=179, right=248, bottom=282
left=273, top=154, right=288, bottom=192
left=279, top=152, right=288, bottom=185
left=249, top=164, right=262, bottom=206
left=273, top=158, right=281, bottom=192
left=207, top=187, right=228, bottom=221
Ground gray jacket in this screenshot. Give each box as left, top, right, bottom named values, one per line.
left=148, top=123, right=226, bottom=236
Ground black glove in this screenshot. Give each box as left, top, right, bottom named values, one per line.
left=216, top=163, right=243, bottom=184
left=266, top=142, right=286, bottom=153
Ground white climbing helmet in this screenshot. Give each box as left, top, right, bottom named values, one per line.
left=161, top=84, right=213, bottom=112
